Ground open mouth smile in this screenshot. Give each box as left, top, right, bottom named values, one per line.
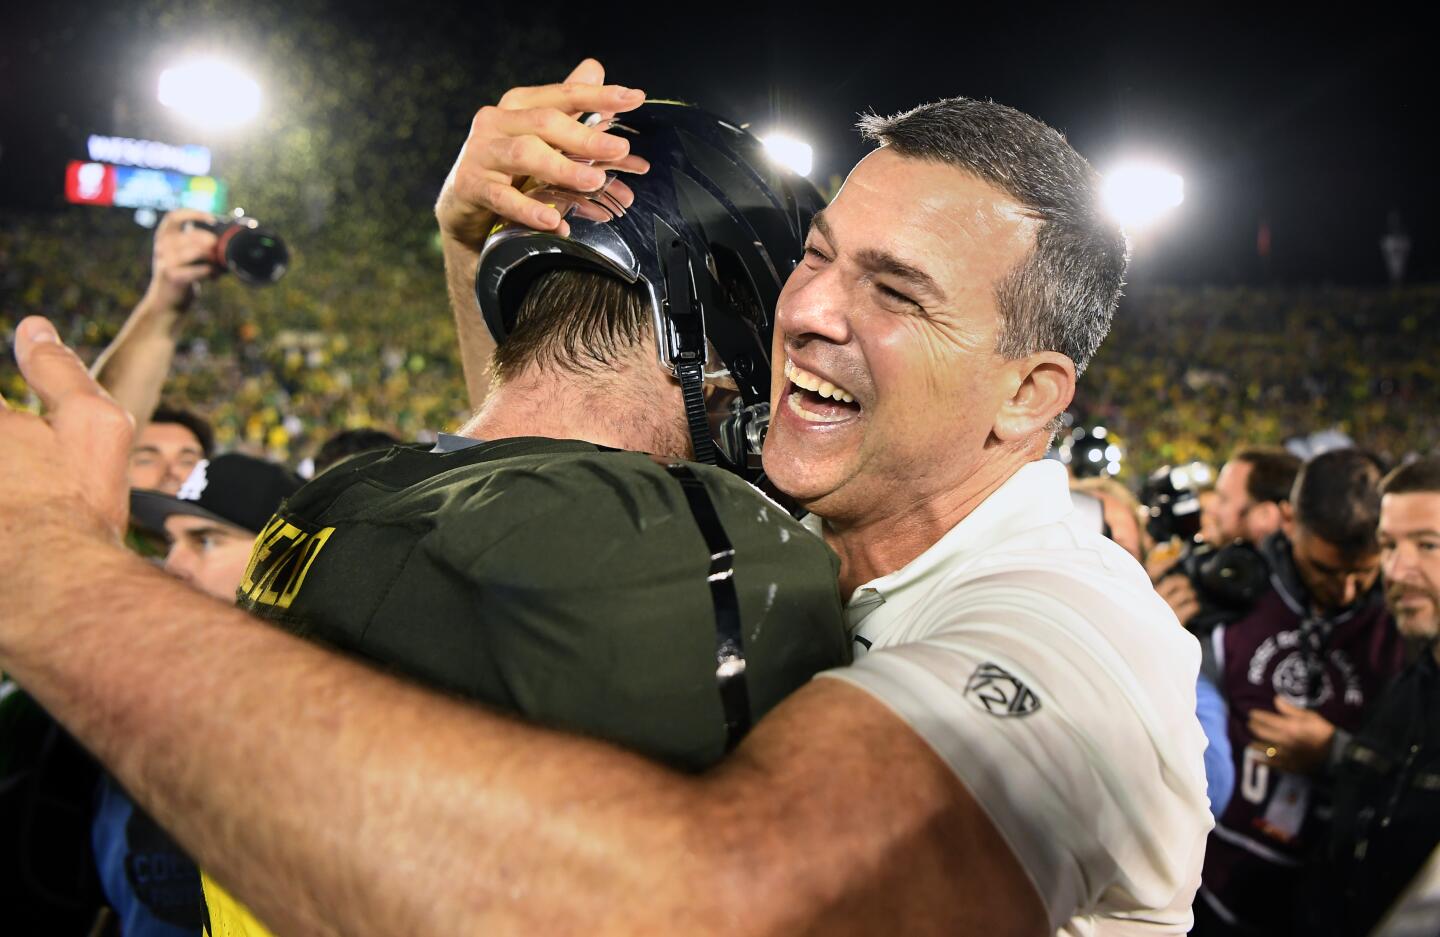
left=783, top=357, right=863, bottom=424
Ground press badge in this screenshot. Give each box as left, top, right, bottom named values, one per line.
left=1262, top=772, right=1311, bottom=842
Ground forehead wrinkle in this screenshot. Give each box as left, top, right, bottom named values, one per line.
left=826, top=150, right=1039, bottom=322
left=882, top=192, right=1035, bottom=310
left=853, top=247, right=946, bottom=303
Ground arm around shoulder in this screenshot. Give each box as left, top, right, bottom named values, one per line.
left=686, top=677, right=1050, bottom=937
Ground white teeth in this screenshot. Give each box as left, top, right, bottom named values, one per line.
left=784, top=358, right=856, bottom=403
left=786, top=391, right=854, bottom=423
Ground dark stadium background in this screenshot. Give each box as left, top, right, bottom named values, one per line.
left=0, top=0, right=1435, bottom=473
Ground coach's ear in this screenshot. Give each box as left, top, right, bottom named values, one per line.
left=991, top=351, right=1075, bottom=444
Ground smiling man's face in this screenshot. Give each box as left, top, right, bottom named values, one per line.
left=762, top=148, right=1040, bottom=525
left=1379, top=491, right=1440, bottom=641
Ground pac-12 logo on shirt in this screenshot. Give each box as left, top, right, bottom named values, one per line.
left=965, top=663, right=1041, bottom=717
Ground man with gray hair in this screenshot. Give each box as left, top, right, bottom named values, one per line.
left=0, top=60, right=1210, bottom=935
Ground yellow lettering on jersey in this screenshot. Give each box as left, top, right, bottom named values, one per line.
left=240, top=516, right=290, bottom=594
left=239, top=516, right=335, bottom=611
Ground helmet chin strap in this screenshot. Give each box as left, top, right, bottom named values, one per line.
left=677, top=360, right=717, bottom=465
left=660, top=228, right=718, bottom=465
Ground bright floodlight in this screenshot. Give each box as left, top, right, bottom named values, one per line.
left=761, top=133, right=813, bottom=177
left=158, top=59, right=261, bottom=131
left=1102, top=163, right=1184, bottom=230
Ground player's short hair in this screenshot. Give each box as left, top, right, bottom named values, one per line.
left=1292, top=448, right=1385, bottom=556
left=491, top=268, right=650, bottom=382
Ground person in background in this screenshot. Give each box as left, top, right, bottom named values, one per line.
left=1212, top=446, right=1303, bottom=547
left=127, top=405, right=212, bottom=496
left=311, top=427, right=402, bottom=476
left=1195, top=448, right=1405, bottom=936
left=91, top=454, right=302, bottom=937
left=1158, top=446, right=1302, bottom=627
left=1305, top=457, right=1440, bottom=937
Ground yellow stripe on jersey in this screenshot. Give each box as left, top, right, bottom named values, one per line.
left=202, top=871, right=278, bottom=937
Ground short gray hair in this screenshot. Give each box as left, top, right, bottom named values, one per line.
left=857, top=98, right=1127, bottom=378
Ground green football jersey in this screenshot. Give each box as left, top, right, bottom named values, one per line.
left=235, top=436, right=850, bottom=770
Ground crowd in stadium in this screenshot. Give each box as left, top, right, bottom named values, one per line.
left=5, top=212, right=1437, bottom=479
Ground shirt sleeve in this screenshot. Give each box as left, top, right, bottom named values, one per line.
left=1195, top=674, right=1235, bottom=817
left=820, top=574, right=1211, bottom=932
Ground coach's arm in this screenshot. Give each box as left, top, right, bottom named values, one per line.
left=0, top=317, right=1046, bottom=937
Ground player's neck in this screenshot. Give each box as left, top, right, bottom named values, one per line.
left=459, top=360, right=688, bottom=458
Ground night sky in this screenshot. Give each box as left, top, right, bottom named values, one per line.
left=2, top=2, right=1432, bottom=286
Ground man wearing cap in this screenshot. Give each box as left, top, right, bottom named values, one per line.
left=131, top=454, right=303, bottom=598
left=90, top=454, right=303, bottom=937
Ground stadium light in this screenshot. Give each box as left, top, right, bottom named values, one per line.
left=158, top=59, right=261, bottom=131
left=1101, top=162, right=1184, bottom=231
left=761, top=132, right=814, bottom=177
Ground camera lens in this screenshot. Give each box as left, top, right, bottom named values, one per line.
left=225, top=226, right=289, bottom=285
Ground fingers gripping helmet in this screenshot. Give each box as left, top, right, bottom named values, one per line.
left=475, top=102, right=825, bottom=475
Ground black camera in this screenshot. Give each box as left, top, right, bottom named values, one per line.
left=1141, top=463, right=1206, bottom=545
left=189, top=215, right=289, bottom=286
left=1143, top=462, right=1269, bottom=632
left=1166, top=539, right=1271, bottom=634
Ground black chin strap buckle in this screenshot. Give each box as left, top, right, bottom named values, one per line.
left=660, top=230, right=716, bottom=465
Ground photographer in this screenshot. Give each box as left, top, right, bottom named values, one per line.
left=1215, top=446, right=1303, bottom=546
left=1156, top=446, right=1301, bottom=628
left=91, top=209, right=220, bottom=432
left=1194, top=448, right=1407, bottom=936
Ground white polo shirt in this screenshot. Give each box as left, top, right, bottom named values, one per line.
left=820, top=460, right=1212, bottom=936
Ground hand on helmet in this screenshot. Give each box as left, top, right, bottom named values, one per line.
left=436, top=58, right=650, bottom=247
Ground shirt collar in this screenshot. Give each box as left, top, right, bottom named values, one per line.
left=431, top=432, right=483, bottom=453
left=847, top=459, right=1074, bottom=606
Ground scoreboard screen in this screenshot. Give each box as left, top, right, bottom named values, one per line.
left=65, top=160, right=227, bottom=213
